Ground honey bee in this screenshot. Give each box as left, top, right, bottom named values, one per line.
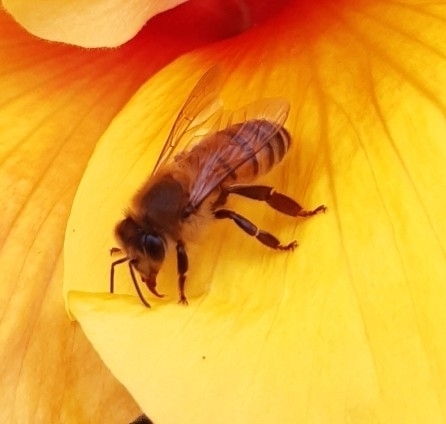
left=110, top=66, right=326, bottom=307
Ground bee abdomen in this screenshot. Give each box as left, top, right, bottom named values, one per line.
left=233, top=122, right=291, bottom=183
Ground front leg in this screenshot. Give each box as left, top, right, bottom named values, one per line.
left=176, top=240, right=189, bottom=304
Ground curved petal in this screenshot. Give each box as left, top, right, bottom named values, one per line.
left=0, top=5, right=254, bottom=421
left=66, top=0, right=446, bottom=422
left=1, top=0, right=287, bottom=48
left=3, top=0, right=187, bottom=47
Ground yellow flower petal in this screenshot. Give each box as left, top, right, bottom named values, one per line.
left=0, top=7, right=239, bottom=421
left=0, top=12, right=157, bottom=421
left=3, top=0, right=187, bottom=47
left=66, top=1, right=446, bottom=422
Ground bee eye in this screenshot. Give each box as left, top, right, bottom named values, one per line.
left=141, top=233, right=165, bottom=261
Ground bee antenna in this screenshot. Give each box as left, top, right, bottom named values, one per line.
left=128, top=261, right=152, bottom=308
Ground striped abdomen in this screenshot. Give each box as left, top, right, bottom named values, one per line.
left=174, top=119, right=292, bottom=209
left=219, top=120, right=291, bottom=185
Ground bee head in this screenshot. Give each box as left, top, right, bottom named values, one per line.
left=115, top=217, right=166, bottom=296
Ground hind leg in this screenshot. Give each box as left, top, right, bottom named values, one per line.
left=226, top=184, right=326, bottom=217
left=214, top=209, right=297, bottom=251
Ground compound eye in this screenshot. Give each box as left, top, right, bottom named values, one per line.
left=141, top=233, right=165, bottom=261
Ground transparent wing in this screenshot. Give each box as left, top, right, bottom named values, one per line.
left=151, top=65, right=224, bottom=175
left=188, top=98, right=290, bottom=208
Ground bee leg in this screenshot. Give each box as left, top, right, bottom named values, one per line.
left=211, top=186, right=230, bottom=209
left=214, top=209, right=297, bottom=251
left=226, top=184, right=326, bottom=217
left=109, top=246, right=123, bottom=255
left=176, top=240, right=189, bottom=305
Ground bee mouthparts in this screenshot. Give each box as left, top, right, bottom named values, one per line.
left=142, top=275, right=165, bottom=298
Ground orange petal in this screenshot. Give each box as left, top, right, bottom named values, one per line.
left=2, top=0, right=283, bottom=47
left=66, top=0, right=446, bottom=422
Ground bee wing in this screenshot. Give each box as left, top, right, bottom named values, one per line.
left=151, top=65, right=224, bottom=175
left=189, top=98, right=290, bottom=208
